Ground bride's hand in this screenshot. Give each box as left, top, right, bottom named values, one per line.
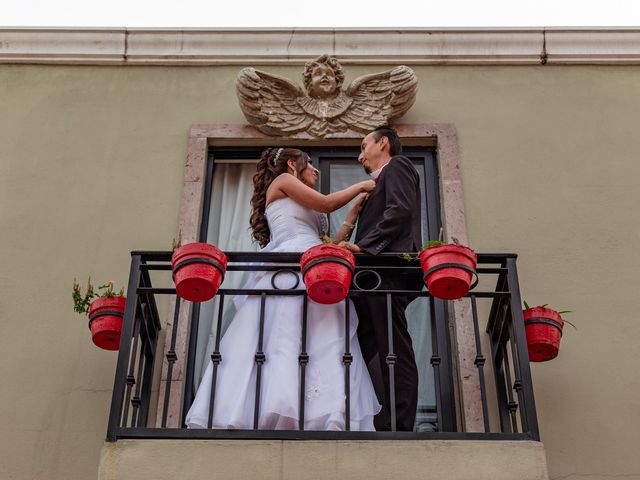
left=359, top=179, right=376, bottom=193
left=339, top=241, right=362, bottom=253
left=351, top=192, right=369, bottom=213
left=343, top=192, right=368, bottom=227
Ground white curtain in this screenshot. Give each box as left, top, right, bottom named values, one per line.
left=194, top=162, right=258, bottom=386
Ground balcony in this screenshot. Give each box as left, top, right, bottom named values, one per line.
left=98, top=251, right=549, bottom=480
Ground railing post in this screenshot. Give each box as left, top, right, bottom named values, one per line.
left=506, top=257, right=540, bottom=440
left=449, top=294, right=482, bottom=431
left=207, top=294, right=225, bottom=428
left=434, top=297, right=457, bottom=431
left=160, top=296, right=182, bottom=428
left=298, top=294, right=309, bottom=431
left=489, top=296, right=514, bottom=433
left=181, top=302, right=201, bottom=425
left=470, top=295, right=490, bottom=432
left=106, top=253, right=142, bottom=441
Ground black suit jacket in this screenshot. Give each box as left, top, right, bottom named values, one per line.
left=355, top=155, right=422, bottom=255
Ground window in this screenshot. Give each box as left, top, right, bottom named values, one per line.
left=185, top=145, right=455, bottom=432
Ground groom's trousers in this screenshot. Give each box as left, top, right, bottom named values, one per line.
left=353, top=272, right=420, bottom=432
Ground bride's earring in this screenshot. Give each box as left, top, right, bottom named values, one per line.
left=288, top=160, right=298, bottom=178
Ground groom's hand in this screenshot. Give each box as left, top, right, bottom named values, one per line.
left=339, top=241, right=362, bottom=253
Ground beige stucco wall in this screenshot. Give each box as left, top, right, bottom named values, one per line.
left=1, top=63, right=639, bottom=480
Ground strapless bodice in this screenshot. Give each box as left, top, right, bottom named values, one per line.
left=264, top=197, right=327, bottom=251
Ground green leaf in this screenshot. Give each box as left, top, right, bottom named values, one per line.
left=523, top=300, right=530, bottom=309
left=563, top=319, right=578, bottom=330
left=402, top=253, right=417, bottom=262
left=421, top=239, right=445, bottom=250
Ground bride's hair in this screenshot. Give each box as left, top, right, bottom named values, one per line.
left=250, top=147, right=310, bottom=247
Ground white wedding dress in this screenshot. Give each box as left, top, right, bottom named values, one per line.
left=185, top=197, right=381, bottom=431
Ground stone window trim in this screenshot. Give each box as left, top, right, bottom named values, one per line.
left=156, top=123, right=484, bottom=432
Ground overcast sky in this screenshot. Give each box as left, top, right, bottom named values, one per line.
left=2, top=0, right=639, bottom=28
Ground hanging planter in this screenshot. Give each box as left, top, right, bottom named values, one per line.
left=523, top=304, right=574, bottom=362
left=171, top=242, right=228, bottom=302
left=88, top=295, right=126, bottom=351
left=419, top=242, right=478, bottom=300
left=300, top=244, right=356, bottom=304
left=73, top=278, right=126, bottom=351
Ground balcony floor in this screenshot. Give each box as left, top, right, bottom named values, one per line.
left=99, top=438, right=549, bottom=480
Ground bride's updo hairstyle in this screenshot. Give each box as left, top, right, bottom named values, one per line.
left=250, top=147, right=311, bottom=247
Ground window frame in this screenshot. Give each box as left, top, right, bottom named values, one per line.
left=159, top=124, right=480, bottom=434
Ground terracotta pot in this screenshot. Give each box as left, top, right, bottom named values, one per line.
left=419, top=244, right=477, bottom=300
left=523, top=307, right=564, bottom=362
left=172, top=242, right=227, bottom=302
left=300, top=244, right=356, bottom=304
left=88, top=296, right=126, bottom=351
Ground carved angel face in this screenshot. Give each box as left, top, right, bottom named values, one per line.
left=307, top=64, right=338, bottom=100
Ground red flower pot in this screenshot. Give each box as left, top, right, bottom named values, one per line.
left=300, top=244, right=356, bottom=304
left=88, top=296, right=126, bottom=351
left=419, top=244, right=477, bottom=300
left=172, top=242, right=227, bottom=302
left=523, top=307, right=564, bottom=362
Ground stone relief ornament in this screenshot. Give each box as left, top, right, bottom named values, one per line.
left=236, top=54, right=417, bottom=137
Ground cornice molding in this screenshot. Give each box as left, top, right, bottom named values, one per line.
left=1, top=27, right=640, bottom=65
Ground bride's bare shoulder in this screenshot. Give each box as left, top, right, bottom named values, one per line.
left=266, top=173, right=293, bottom=204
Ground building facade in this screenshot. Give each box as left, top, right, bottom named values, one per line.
left=1, top=27, right=639, bottom=480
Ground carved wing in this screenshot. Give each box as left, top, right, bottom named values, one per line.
left=343, top=65, right=418, bottom=131
left=236, top=67, right=313, bottom=135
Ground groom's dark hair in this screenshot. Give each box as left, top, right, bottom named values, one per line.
left=372, top=125, right=402, bottom=156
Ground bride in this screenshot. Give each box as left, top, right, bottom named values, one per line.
left=185, top=147, right=381, bottom=431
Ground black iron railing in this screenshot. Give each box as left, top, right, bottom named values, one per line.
left=106, top=251, right=538, bottom=441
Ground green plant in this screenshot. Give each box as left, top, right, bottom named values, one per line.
left=72, top=277, right=124, bottom=315
left=523, top=301, right=576, bottom=329
left=321, top=234, right=335, bottom=244
left=171, top=230, right=182, bottom=251
left=420, top=226, right=464, bottom=251
left=403, top=239, right=452, bottom=262
left=417, top=225, right=467, bottom=251
left=403, top=228, right=469, bottom=262
left=421, top=239, right=445, bottom=250
left=402, top=240, right=446, bottom=262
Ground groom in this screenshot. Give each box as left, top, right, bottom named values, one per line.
left=342, top=125, right=423, bottom=431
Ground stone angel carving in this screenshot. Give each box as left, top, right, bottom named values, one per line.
left=236, top=54, right=417, bottom=137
